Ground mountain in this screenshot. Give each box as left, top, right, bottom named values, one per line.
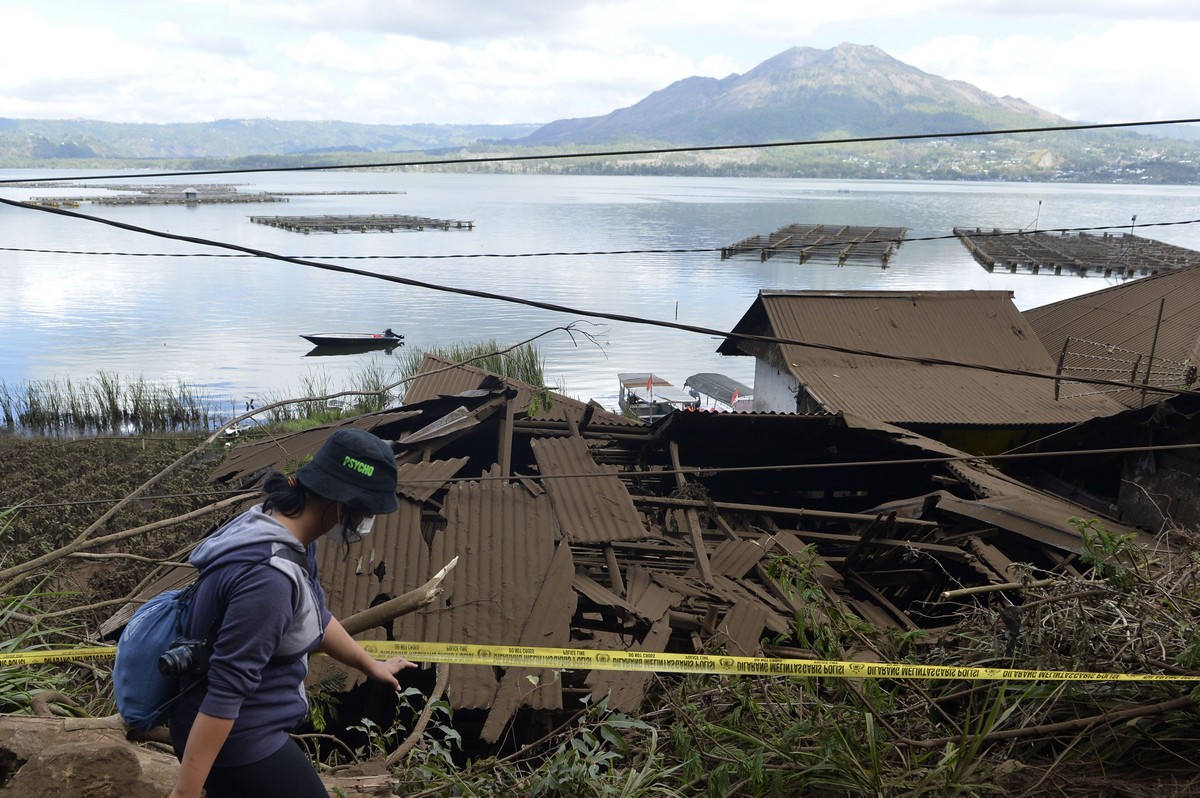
left=519, top=43, right=1066, bottom=146
left=0, top=118, right=541, bottom=162
left=1, top=43, right=1196, bottom=183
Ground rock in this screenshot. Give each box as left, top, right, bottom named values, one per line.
left=0, top=715, right=177, bottom=797
left=0, top=714, right=395, bottom=796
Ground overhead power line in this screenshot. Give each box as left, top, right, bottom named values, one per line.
left=3, top=218, right=1200, bottom=261
left=2, top=194, right=1195, bottom=400
left=1, top=117, right=1197, bottom=185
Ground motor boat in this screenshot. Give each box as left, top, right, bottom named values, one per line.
left=300, top=329, right=404, bottom=348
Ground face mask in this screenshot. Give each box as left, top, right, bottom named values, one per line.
left=326, top=506, right=375, bottom=545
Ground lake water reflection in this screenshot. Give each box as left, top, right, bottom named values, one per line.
left=2, top=171, right=1199, bottom=416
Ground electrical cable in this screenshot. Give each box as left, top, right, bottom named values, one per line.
left=5, top=440, right=1199, bottom=513
left=1, top=116, right=1197, bottom=185
left=1, top=194, right=1195, bottom=400
left=2, top=218, right=1199, bottom=261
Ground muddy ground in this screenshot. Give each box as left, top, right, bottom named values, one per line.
left=0, top=433, right=232, bottom=616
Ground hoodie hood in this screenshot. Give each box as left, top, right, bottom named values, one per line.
left=190, top=505, right=306, bottom=571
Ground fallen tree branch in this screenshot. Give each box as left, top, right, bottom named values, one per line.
left=340, top=557, right=458, bottom=637
left=911, top=694, right=1195, bottom=748
left=0, top=491, right=254, bottom=594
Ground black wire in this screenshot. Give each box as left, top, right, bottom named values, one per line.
left=1, top=194, right=1195, bottom=400
left=2, top=218, right=1199, bottom=261
left=7, top=440, right=1199, bottom=512
left=1, top=117, right=1197, bottom=185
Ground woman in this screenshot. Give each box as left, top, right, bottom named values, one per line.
left=169, top=428, right=416, bottom=798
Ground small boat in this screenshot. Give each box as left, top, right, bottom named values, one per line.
left=617, top=373, right=700, bottom=423
left=300, top=329, right=404, bottom=348
left=684, top=372, right=754, bottom=411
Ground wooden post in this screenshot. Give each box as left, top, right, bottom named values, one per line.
left=669, top=441, right=713, bottom=586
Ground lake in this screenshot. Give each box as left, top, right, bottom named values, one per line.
left=3, top=170, right=1200, bottom=418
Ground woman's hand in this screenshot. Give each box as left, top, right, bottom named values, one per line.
left=363, top=655, right=418, bottom=690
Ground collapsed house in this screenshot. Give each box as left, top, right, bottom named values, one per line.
left=155, top=354, right=1152, bottom=748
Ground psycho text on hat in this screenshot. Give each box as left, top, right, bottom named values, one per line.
left=342, top=456, right=375, bottom=477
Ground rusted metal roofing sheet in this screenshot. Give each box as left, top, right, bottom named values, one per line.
left=395, top=458, right=469, bottom=503
left=936, top=459, right=1154, bottom=554
left=717, top=601, right=771, bottom=657
left=531, top=436, right=655, bottom=543
left=209, top=412, right=417, bottom=484
left=718, top=290, right=1125, bottom=426
left=481, top=543, right=576, bottom=742
left=707, top=537, right=771, bottom=579
left=403, top=354, right=639, bottom=426
left=584, top=615, right=673, bottom=712
left=425, top=478, right=558, bottom=711
left=572, top=572, right=647, bottom=621
left=623, top=566, right=679, bottom=624
left=316, top=497, right=431, bottom=644
left=397, top=405, right=481, bottom=445
left=1023, top=264, right=1200, bottom=408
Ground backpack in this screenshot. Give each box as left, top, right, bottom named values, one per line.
left=113, top=581, right=201, bottom=731
left=113, top=546, right=309, bottom=731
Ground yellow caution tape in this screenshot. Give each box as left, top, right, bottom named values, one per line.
left=363, top=641, right=1200, bottom=683
left=0, top=646, right=118, bottom=665
left=5, top=641, right=1200, bottom=683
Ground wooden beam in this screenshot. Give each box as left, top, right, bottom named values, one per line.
left=669, top=441, right=714, bottom=587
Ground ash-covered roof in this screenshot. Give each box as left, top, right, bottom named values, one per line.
left=402, top=353, right=640, bottom=427
left=1023, top=264, right=1200, bottom=408
left=718, top=290, right=1126, bottom=426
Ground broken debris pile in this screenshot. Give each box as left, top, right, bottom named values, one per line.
left=198, top=355, right=1152, bottom=746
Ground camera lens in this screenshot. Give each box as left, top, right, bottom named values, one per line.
left=157, top=640, right=210, bottom=678
left=158, top=644, right=193, bottom=677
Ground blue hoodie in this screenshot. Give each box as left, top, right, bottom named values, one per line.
left=169, top=505, right=332, bottom=767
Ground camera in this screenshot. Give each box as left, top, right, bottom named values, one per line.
left=158, top=638, right=212, bottom=678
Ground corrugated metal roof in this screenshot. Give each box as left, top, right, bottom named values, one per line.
left=719, top=290, right=1125, bottom=426
left=100, top=360, right=1181, bottom=750
left=1023, top=265, right=1200, bottom=408
left=425, top=478, right=558, bottom=711
left=937, top=462, right=1153, bottom=553
left=531, top=436, right=654, bottom=543
left=209, top=412, right=416, bottom=484
left=395, top=458, right=469, bottom=503
left=404, top=354, right=640, bottom=426
left=584, top=615, right=673, bottom=712
left=717, top=601, right=771, bottom=657
left=481, top=543, right=576, bottom=742
left=317, top=497, right=431, bottom=645
left=707, top=537, right=771, bottom=578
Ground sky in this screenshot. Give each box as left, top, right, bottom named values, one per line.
left=1, top=1, right=1197, bottom=128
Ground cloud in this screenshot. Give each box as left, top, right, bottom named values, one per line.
left=902, top=20, right=1200, bottom=121
left=3, top=1, right=1197, bottom=126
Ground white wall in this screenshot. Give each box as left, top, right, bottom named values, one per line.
left=752, top=359, right=798, bottom=413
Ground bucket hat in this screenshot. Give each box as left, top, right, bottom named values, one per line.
left=294, top=428, right=399, bottom=514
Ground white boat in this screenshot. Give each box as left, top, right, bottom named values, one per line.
left=617, top=373, right=700, bottom=423
left=684, top=372, right=754, bottom=411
